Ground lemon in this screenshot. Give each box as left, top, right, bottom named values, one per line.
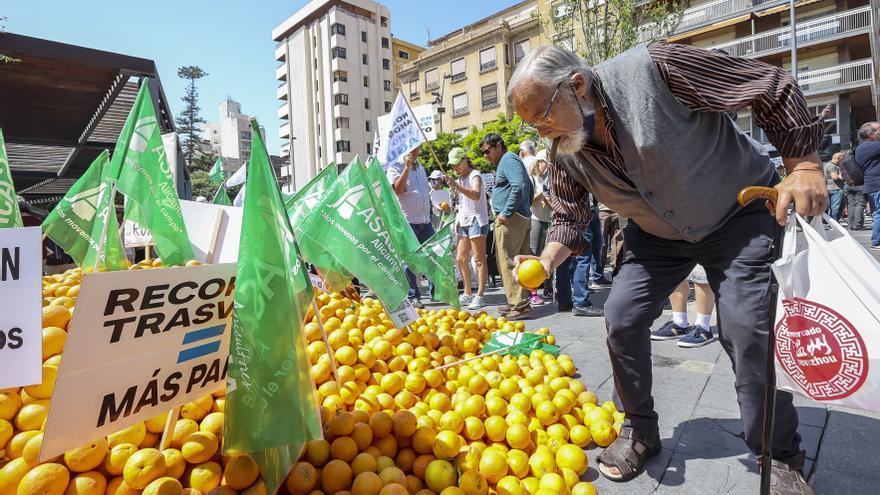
left=41, top=328, right=67, bottom=360
left=496, top=475, right=525, bottom=495
left=0, top=419, right=12, bottom=450
left=0, top=392, right=22, bottom=422
left=571, top=481, right=598, bottom=495
left=186, top=462, right=221, bottom=494
left=0, top=458, right=32, bottom=494
left=64, top=438, right=110, bottom=473
left=145, top=413, right=168, bottom=434
left=8, top=431, right=40, bottom=459
left=222, top=454, right=259, bottom=490
left=170, top=419, right=199, bottom=449
left=106, top=478, right=140, bottom=495
left=424, top=460, right=456, bottom=493
left=555, top=444, right=588, bottom=476
left=198, top=413, right=223, bottom=437
left=104, top=444, right=138, bottom=476
left=24, top=366, right=57, bottom=400
left=180, top=432, right=218, bottom=464
left=517, top=260, right=547, bottom=290
left=180, top=396, right=213, bottom=422
left=123, top=448, right=166, bottom=489
left=142, top=477, right=183, bottom=495
left=15, top=404, right=48, bottom=431
left=17, top=463, right=70, bottom=495
left=161, top=449, right=186, bottom=480
left=64, top=471, right=107, bottom=495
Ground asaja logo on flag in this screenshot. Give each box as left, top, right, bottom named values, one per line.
left=430, top=237, right=451, bottom=258
left=178, top=323, right=226, bottom=364
left=67, top=185, right=103, bottom=221
left=130, top=116, right=158, bottom=154
left=329, top=184, right=367, bottom=220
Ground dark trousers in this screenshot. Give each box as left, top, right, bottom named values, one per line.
left=844, top=186, right=866, bottom=229
left=603, top=203, right=801, bottom=457
left=405, top=222, right=435, bottom=300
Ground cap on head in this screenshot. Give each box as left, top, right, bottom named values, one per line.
left=448, top=147, right=468, bottom=165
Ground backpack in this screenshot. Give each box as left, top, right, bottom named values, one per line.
left=839, top=150, right=864, bottom=187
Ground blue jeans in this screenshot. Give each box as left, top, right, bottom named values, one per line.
left=869, top=191, right=880, bottom=247
left=406, top=222, right=435, bottom=300
left=828, top=189, right=843, bottom=221
left=555, top=209, right=600, bottom=308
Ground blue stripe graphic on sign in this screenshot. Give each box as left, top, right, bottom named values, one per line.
left=177, top=341, right=222, bottom=364
left=182, top=324, right=225, bottom=345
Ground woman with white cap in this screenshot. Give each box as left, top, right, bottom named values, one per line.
left=445, top=147, right=489, bottom=310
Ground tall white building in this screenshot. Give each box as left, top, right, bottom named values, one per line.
left=202, top=99, right=264, bottom=173
left=273, top=0, right=395, bottom=192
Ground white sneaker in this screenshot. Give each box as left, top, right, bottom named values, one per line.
left=468, top=295, right=486, bottom=310
left=459, top=294, right=474, bottom=306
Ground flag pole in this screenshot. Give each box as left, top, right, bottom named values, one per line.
left=398, top=86, right=447, bottom=174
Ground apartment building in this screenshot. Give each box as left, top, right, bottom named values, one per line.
left=273, top=0, right=399, bottom=191
left=397, top=1, right=546, bottom=137
left=541, top=0, right=879, bottom=153
left=201, top=99, right=262, bottom=174
left=391, top=37, right=425, bottom=99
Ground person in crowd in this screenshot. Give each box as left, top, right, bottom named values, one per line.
left=855, top=121, right=880, bottom=250
left=555, top=200, right=605, bottom=317
left=481, top=133, right=534, bottom=320
left=524, top=141, right=553, bottom=305
left=597, top=202, right=621, bottom=280
left=824, top=152, right=845, bottom=221
left=508, top=43, right=827, bottom=493
left=445, top=147, right=489, bottom=310
left=428, top=169, right=451, bottom=231
left=651, top=265, right=717, bottom=347
left=840, top=149, right=867, bottom=231
left=387, top=146, right=434, bottom=308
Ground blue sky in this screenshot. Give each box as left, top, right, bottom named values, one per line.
left=4, top=0, right=516, bottom=154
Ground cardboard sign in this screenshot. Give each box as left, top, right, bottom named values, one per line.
left=123, top=220, right=153, bottom=247
left=0, top=227, right=41, bottom=389
left=41, top=263, right=236, bottom=460
left=375, top=102, right=435, bottom=163
left=387, top=298, right=419, bottom=328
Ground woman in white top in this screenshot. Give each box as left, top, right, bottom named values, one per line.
left=445, top=147, right=489, bottom=310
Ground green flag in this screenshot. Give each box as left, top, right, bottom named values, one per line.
left=208, top=158, right=225, bottom=184
left=42, top=151, right=127, bottom=271
left=409, top=222, right=459, bottom=308
left=224, top=119, right=321, bottom=495
left=299, top=157, right=410, bottom=308
left=82, top=173, right=128, bottom=272
left=363, top=157, right=420, bottom=257
left=211, top=184, right=232, bottom=206
left=0, top=129, right=23, bottom=228
left=284, top=164, right=353, bottom=292
left=108, top=81, right=194, bottom=266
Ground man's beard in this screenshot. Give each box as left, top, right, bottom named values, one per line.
left=557, top=128, right=587, bottom=155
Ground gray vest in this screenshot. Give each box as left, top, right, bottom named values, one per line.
left=556, top=44, right=775, bottom=242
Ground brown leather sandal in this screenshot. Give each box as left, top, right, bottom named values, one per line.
left=758, top=451, right=815, bottom=495
left=596, top=427, right=661, bottom=482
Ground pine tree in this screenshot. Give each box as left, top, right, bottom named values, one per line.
left=175, top=66, right=208, bottom=167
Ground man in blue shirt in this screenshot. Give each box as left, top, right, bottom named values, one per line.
left=481, top=133, right=534, bottom=319
left=855, top=122, right=880, bottom=250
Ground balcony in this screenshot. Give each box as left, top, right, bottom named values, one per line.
left=275, top=43, right=286, bottom=62
left=332, top=80, right=348, bottom=95
left=277, top=83, right=288, bottom=101
left=279, top=122, right=290, bottom=139
left=450, top=73, right=466, bottom=83
left=480, top=61, right=497, bottom=73
left=481, top=96, right=499, bottom=110
left=426, top=81, right=439, bottom=91
left=275, top=64, right=287, bottom=81
left=675, top=0, right=788, bottom=34
left=712, top=7, right=872, bottom=58
left=797, top=59, right=874, bottom=96
left=277, top=105, right=289, bottom=120
left=452, top=107, right=469, bottom=118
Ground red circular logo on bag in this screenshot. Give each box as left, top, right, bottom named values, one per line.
left=775, top=298, right=868, bottom=401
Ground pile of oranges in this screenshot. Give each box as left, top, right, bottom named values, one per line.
left=1, top=262, right=622, bottom=495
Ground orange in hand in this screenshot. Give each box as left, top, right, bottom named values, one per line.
left=517, top=260, right=547, bottom=290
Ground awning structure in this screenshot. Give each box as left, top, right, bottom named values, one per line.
left=0, top=33, right=178, bottom=203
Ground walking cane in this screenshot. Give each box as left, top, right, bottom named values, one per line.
left=738, top=186, right=782, bottom=495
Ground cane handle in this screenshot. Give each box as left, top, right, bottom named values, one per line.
left=738, top=186, right=777, bottom=209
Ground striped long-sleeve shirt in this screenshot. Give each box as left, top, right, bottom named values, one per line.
left=545, top=42, right=824, bottom=254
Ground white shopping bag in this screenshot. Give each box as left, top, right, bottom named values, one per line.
left=771, top=213, right=880, bottom=412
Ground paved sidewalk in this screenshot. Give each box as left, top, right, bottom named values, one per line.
left=423, top=217, right=879, bottom=494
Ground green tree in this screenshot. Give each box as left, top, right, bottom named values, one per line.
left=544, top=0, right=684, bottom=66
left=190, top=170, right=216, bottom=200
left=418, top=132, right=463, bottom=174
left=175, top=66, right=208, bottom=167
left=460, top=114, right=539, bottom=172
left=190, top=149, right=218, bottom=173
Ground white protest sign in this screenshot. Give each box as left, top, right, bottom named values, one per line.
left=376, top=104, right=435, bottom=161
left=215, top=207, right=241, bottom=264
left=42, top=263, right=236, bottom=460
left=376, top=93, right=426, bottom=166
left=179, top=200, right=225, bottom=263
left=0, top=227, right=41, bottom=389
left=123, top=220, right=153, bottom=247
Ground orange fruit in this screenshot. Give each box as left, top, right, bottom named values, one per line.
left=42, top=305, right=71, bottom=329
left=305, top=439, right=330, bottom=467
left=516, top=260, right=547, bottom=290
left=571, top=481, right=598, bottom=495
left=506, top=449, right=530, bottom=479
left=484, top=416, right=507, bottom=442
left=330, top=436, right=358, bottom=463
left=321, top=460, right=353, bottom=493
left=589, top=421, right=616, bottom=447
left=505, top=424, right=530, bottom=450
left=496, top=475, right=525, bottom=495
left=555, top=445, right=588, bottom=476
left=378, top=484, right=408, bottom=495
left=351, top=452, right=378, bottom=477
left=392, top=410, right=417, bottom=438
left=351, top=471, right=382, bottom=495
left=369, top=412, right=393, bottom=438
left=478, top=448, right=508, bottom=484
left=412, top=427, right=436, bottom=455
left=424, top=460, right=456, bottom=493
left=374, top=435, right=398, bottom=458
left=432, top=430, right=460, bottom=460
left=458, top=470, right=488, bottom=495
left=378, top=466, right=406, bottom=486
left=285, top=462, right=318, bottom=495
left=327, top=411, right=355, bottom=437
left=395, top=448, right=417, bottom=473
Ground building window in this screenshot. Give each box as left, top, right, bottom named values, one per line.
left=425, top=68, right=439, bottom=91
left=398, top=50, right=409, bottom=60
left=240, top=141, right=250, bottom=150
left=452, top=92, right=468, bottom=117
left=332, top=47, right=346, bottom=59
left=384, top=80, right=392, bottom=91
left=363, top=76, right=369, bottom=87
left=453, top=127, right=469, bottom=137
left=481, top=83, right=499, bottom=110
left=365, top=120, right=371, bottom=132
left=334, top=94, right=349, bottom=105
left=239, top=131, right=252, bottom=140
left=333, top=70, right=348, bottom=82
left=332, top=23, right=345, bottom=35
left=409, top=80, right=419, bottom=98
left=514, top=39, right=530, bottom=64
left=318, top=146, right=322, bottom=158
left=381, top=37, right=389, bottom=49
left=384, top=101, right=392, bottom=112
left=361, top=31, right=367, bottom=42
left=336, top=140, right=351, bottom=152
left=364, top=98, right=370, bottom=109
left=381, top=16, right=388, bottom=27
left=362, top=54, right=368, bottom=65
left=479, top=47, right=497, bottom=72
left=552, top=0, right=574, bottom=21
left=335, top=117, right=349, bottom=129
left=314, top=58, right=318, bottom=69
left=450, top=58, right=466, bottom=82
left=366, top=143, right=373, bottom=155
left=382, top=58, right=390, bottom=70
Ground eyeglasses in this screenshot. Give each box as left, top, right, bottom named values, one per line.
left=479, top=145, right=492, bottom=156
left=543, top=79, right=566, bottom=120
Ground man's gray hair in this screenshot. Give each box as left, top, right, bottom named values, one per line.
left=506, top=45, right=591, bottom=103
left=858, top=121, right=879, bottom=141
left=519, top=140, right=537, bottom=156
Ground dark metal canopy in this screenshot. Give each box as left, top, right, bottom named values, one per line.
left=0, top=33, right=176, bottom=203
